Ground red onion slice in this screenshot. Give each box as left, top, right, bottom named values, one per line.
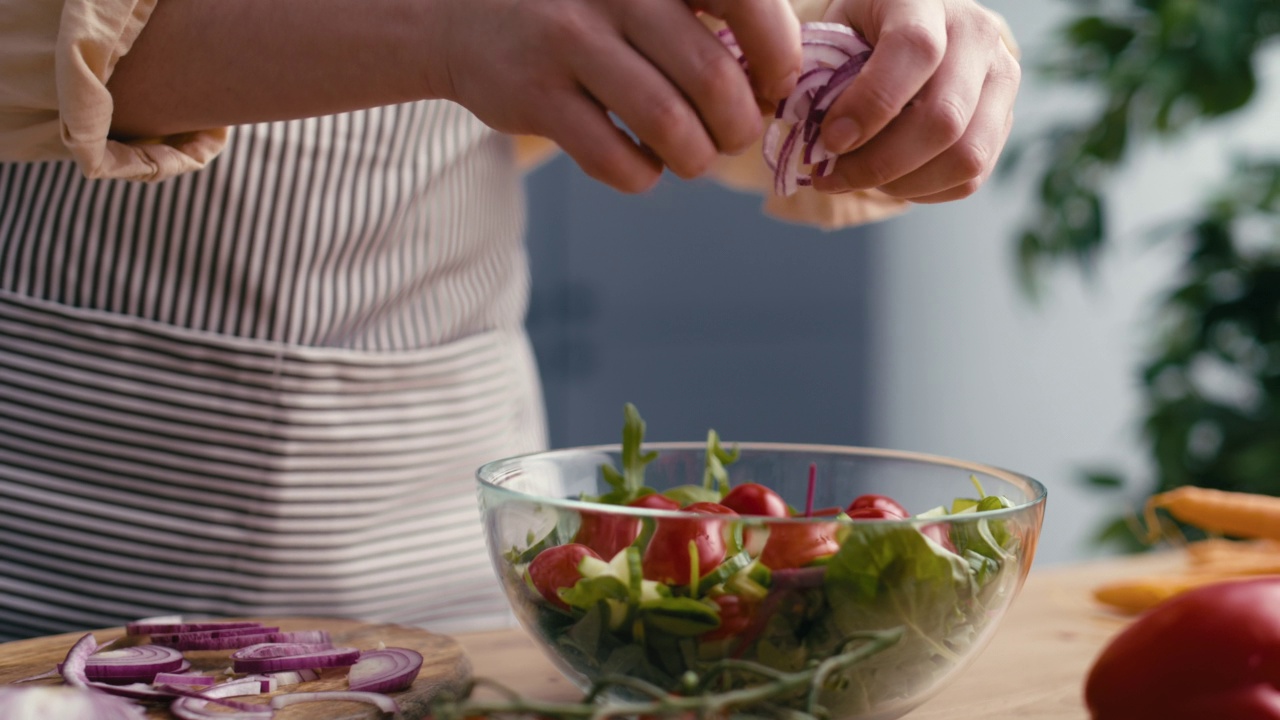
left=154, top=672, right=216, bottom=687
left=168, top=629, right=331, bottom=651
left=719, top=22, right=873, bottom=196
left=79, top=644, right=187, bottom=684
left=231, top=646, right=361, bottom=674
left=270, top=690, right=400, bottom=715
left=347, top=647, right=424, bottom=693
left=59, top=633, right=98, bottom=687
left=149, top=626, right=281, bottom=648
left=231, top=641, right=337, bottom=660
left=169, top=679, right=271, bottom=720
left=125, top=619, right=264, bottom=636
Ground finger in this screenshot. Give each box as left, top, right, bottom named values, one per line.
left=539, top=91, right=664, bottom=194
left=897, top=108, right=1013, bottom=203
left=570, top=32, right=719, bottom=179
left=813, top=34, right=988, bottom=193
left=692, top=0, right=803, bottom=102
left=819, top=0, right=947, bottom=155
left=621, top=2, right=763, bottom=156
left=877, top=61, right=1019, bottom=199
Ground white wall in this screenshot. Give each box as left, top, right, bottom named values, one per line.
left=868, top=0, right=1280, bottom=566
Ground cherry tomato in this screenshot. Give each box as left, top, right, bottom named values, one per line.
left=846, top=506, right=900, bottom=520
left=527, top=543, right=601, bottom=610
left=572, top=512, right=639, bottom=561
left=759, top=517, right=840, bottom=570
left=642, top=502, right=737, bottom=585
left=846, top=494, right=908, bottom=518
left=700, top=594, right=755, bottom=642
left=721, top=483, right=789, bottom=518
left=573, top=493, right=681, bottom=559
left=631, top=493, right=681, bottom=511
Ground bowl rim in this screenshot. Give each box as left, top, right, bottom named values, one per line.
left=477, top=441, right=1047, bottom=524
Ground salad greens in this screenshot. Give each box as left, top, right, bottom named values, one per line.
left=502, top=405, right=1028, bottom=717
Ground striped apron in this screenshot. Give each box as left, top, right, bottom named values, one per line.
left=0, top=101, right=548, bottom=641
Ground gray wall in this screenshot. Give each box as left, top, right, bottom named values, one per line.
left=523, top=160, right=878, bottom=449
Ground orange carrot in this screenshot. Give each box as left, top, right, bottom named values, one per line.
left=1145, top=487, right=1280, bottom=542
left=1093, top=573, right=1275, bottom=614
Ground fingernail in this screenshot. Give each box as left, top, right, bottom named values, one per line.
left=824, top=117, right=860, bottom=154
left=768, top=71, right=799, bottom=103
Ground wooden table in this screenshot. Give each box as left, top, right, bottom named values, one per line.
left=455, top=553, right=1177, bottom=720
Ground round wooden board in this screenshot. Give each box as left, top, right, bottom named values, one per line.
left=0, top=617, right=471, bottom=719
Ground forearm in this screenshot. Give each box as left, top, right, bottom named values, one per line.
left=106, top=0, right=449, bottom=139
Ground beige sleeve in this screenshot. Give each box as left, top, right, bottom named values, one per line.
left=0, top=0, right=226, bottom=181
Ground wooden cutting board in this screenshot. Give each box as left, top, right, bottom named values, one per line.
left=0, top=617, right=471, bottom=719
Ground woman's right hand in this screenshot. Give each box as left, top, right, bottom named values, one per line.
left=431, top=0, right=802, bottom=193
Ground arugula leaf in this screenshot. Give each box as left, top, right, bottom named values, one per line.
left=596, top=403, right=659, bottom=505
left=662, top=484, right=723, bottom=507
left=702, top=429, right=740, bottom=494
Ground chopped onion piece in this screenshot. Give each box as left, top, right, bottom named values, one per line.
left=348, top=647, right=423, bottom=693
left=719, top=22, right=873, bottom=196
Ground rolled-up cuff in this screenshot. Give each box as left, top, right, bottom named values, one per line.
left=57, top=0, right=227, bottom=181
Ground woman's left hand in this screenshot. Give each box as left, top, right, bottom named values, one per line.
left=811, top=0, right=1020, bottom=203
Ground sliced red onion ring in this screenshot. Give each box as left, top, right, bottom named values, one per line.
left=266, top=668, right=319, bottom=686
left=169, top=679, right=271, bottom=720
left=231, top=641, right=337, bottom=660
left=150, top=626, right=281, bottom=648
left=347, top=647, right=424, bottom=693
left=231, top=646, right=361, bottom=674
left=168, top=629, right=331, bottom=651
left=125, top=620, right=264, bottom=636
left=78, top=644, right=187, bottom=684
left=270, top=690, right=400, bottom=715
left=155, top=672, right=217, bottom=687
left=720, top=22, right=873, bottom=196
left=59, top=632, right=98, bottom=687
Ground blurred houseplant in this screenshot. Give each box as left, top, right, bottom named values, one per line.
left=1008, top=0, right=1280, bottom=549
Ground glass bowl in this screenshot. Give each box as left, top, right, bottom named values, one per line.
left=477, top=443, right=1046, bottom=720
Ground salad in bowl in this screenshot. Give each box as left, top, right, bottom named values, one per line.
left=477, top=405, right=1046, bottom=720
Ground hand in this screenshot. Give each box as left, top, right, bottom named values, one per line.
left=811, top=0, right=1020, bottom=203
left=434, top=0, right=802, bottom=193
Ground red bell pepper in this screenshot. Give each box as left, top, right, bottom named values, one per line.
left=1085, top=577, right=1280, bottom=719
